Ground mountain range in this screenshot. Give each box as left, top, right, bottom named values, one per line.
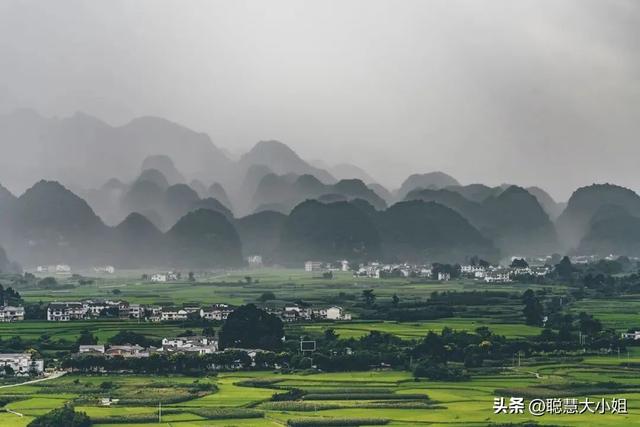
left=2, top=110, right=640, bottom=267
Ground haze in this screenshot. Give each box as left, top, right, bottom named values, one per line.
left=1, top=0, right=638, bottom=199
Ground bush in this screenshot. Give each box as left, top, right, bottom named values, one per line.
left=272, top=388, right=306, bottom=401
left=261, top=402, right=342, bottom=411
left=413, top=362, right=469, bottom=381
left=287, top=418, right=389, bottom=426
left=27, top=405, right=91, bottom=427
left=189, top=408, right=263, bottom=419
left=303, top=393, right=428, bottom=401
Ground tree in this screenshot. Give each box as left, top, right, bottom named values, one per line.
left=188, top=271, right=195, bottom=281
left=362, top=289, right=376, bottom=307
left=324, top=328, right=338, bottom=341
left=27, top=405, right=91, bottom=427
left=554, top=256, right=574, bottom=282
left=259, top=291, right=276, bottom=302
left=391, top=294, right=400, bottom=306
left=510, top=258, right=529, bottom=268
left=522, top=289, right=544, bottom=326
left=219, top=304, right=284, bottom=351
left=76, top=330, right=98, bottom=347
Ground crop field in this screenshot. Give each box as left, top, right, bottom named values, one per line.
left=1, top=360, right=639, bottom=426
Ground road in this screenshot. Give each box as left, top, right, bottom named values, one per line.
left=0, top=370, right=66, bottom=389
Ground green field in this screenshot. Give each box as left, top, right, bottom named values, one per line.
left=1, top=362, right=639, bottom=426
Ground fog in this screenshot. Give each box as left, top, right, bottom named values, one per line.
left=1, top=0, right=639, bottom=199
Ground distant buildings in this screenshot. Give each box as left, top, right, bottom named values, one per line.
left=150, top=272, right=180, bottom=282
left=0, top=306, right=24, bottom=322
left=200, top=304, right=233, bottom=321
left=93, top=265, right=115, bottom=274
left=47, top=302, right=86, bottom=321
left=36, top=264, right=72, bottom=274
left=161, top=336, right=218, bottom=354
left=304, top=261, right=323, bottom=272
left=246, top=255, right=263, bottom=268
left=437, top=272, right=451, bottom=281
left=0, top=353, right=44, bottom=375
left=622, top=331, right=640, bottom=340
left=276, top=305, right=351, bottom=322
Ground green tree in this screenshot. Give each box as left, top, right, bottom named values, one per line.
left=362, top=289, right=376, bottom=307
left=27, top=405, right=91, bottom=427
left=522, top=289, right=544, bottom=326
left=76, top=330, right=98, bottom=347
left=219, top=304, right=284, bottom=351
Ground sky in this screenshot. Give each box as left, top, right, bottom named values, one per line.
left=0, top=0, right=639, bottom=200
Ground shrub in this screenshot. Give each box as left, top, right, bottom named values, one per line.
left=272, top=388, right=306, bottom=401
left=27, top=405, right=91, bottom=427
left=287, top=418, right=389, bottom=426
left=261, top=401, right=342, bottom=411
left=303, top=393, right=428, bottom=401
left=189, top=408, right=263, bottom=419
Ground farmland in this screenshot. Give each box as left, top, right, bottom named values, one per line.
left=0, top=361, right=639, bottom=426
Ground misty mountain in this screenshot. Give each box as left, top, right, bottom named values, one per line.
left=207, top=183, right=233, bottom=213
left=163, top=184, right=201, bottom=226
left=327, top=163, right=376, bottom=184
left=138, top=169, right=170, bottom=190
left=251, top=174, right=387, bottom=213
left=376, top=200, right=497, bottom=263
left=577, top=205, right=640, bottom=256
left=277, top=200, right=381, bottom=265
left=397, top=172, right=460, bottom=199
left=166, top=208, right=242, bottom=268
left=235, top=210, right=287, bottom=261
left=526, top=186, right=565, bottom=220
left=0, top=246, right=22, bottom=274
left=445, top=184, right=504, bottom=203
left=5, top=180, right=108, bottom=265
left=406, top=185, right=557, bottom=255
left=189, top=180, right=208, bottom=198
left=141, top=155, right=186, bottom=185
left=110, top=213, right=165, bottom=267
left=239, top=140, right=335, bottom=185
left=121, top=180, right=165, bottom=226
left=556, top=184, right=640, bottom=250
left=191, top=197, right=234, bottom=220
left=0, top=110, right=232, bottom=192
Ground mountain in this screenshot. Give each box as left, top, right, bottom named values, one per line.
left=251, top=174, right=387, bottom=213
left=189, top=179, right=208, bottom=198
left=556, top=184, right=640, bottom=250
left=141, top=155, right=186, bottom=185
left=367, top=183, right=393, bottom=204
left=406, top=185, right=557, bottom=255
left=526, top=186, right=564, bottom=220
left=277, top=200, right=381, bottom=265
left=111, top=213, right=165, bottom=267
left=239, top=141, right=335, bottom=184
left=328, top=163, right=376, bottom=183
left=208, top=183, right=233, bottom=213
left=234, top=164, right=274, bottom=215
left=163, top=183, right=201, bottom=226
left=138, top=169, right=170, bottom=190
left=577, top=205, right=640, bottom=256
left=445, top=184, right=503, bottom=203
left=166, top=208, right=242, bottom=268
left=376, top=200, right=497, bottom=263
left=191, top=197, right=234, bottom=220
left=0, top=184, right=17, bottom=238
left=235, top=211, right=287, bottom=261
left=482, top=186, right=558, bottom=255
left=121, top=180, right=165, bottom=226
left=6, top=180, right=108, bottom=265
left=0, top=110, right=232, bottom=192
left=397, top=172, right=460, bottom=199
left=0, top=246, right=21, bottom=274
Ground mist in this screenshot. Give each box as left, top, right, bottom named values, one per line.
left=1, top=0, right=639, bottom=199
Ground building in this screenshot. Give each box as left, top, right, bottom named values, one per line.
left=304, top=261, right=323, bottom=272
left=55, top=264, right=72, bottom=274
left=437, top=272, right=451, bottom=281
left=161, top=336, right=218, bottom=355
left=246, top=255, right=263, bottom=268
left=47, top=302, right=87, bottom=321
left=151, top=272, right=179, bottom=282
left=160, top=307, right=188, bottom=321
left=79, top=345, right=105, bottom=354
left=622, top=331, right=640, bottom=340
left=0, top=306, right=24, bottom=322
left=93, top=265, right=115, bottom=274
left=325, top=306, right=351, bottom=321
left=0, top=353, right=44, bottom=375
left=484, top=271, right=511, bottom=283
left=199, top=304, right=233, bottom=321
left=105, top=345, right=149, bottom=358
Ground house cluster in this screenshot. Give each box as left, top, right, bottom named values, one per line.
left=93, top=265, right=115, bottom=274
left=150, top=271, right=181, bottom=282
left=304, top=260, right=350, bottom=272
left=273, top=305, right=352, bottom=322
left=354, top=263, right=434, bottom=279
left=35, top=264, right=71, bottom=274
left=45, top=300, right=233, bottom=322
left=461, top=264, right=551, bottom=283
left=0, top=352, right=44, bottom=375
left=0, top=305, right=25, bottom=322
left=45, top=299, right=352, bottom=324
left=78, top=336, right=219, bottom=358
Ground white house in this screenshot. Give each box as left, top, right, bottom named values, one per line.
left=200, top=304, right=233, bottom=321
left=0, top=306, right=24, bottom=322
left=151, top=273, right=167, bottom=282
left=325, top=306, right=351, bottom=321
left=247, top=255, right=263, bottom=268
left=305, top=261, right=323, bottom=272
left=161, top=336, right=218, bottom=354
left=160, top=308, right=188, bottom=321
left=47, top=302, right=87, bottom=321
left=0, top=353, right=44, bottom=375
left=622, top=331, right=640, bottom=340
left=79, top=345, right=105, bottom=354
left=437, top=272, right=451, bottom=281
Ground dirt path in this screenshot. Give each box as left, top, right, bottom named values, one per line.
left=0, top=370, right=66, bottom=389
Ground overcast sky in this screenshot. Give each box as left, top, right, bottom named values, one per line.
left=1, top=0, right=638, bottom=199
